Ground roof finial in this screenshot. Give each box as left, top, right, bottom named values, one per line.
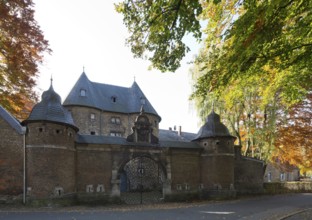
left=212, top=101, right=215, bottom=112
left=50, top=74, right=53, bottom=86
left=134, top=75, right=136, bottom=82
left=83, top=66, right=85, bottom=73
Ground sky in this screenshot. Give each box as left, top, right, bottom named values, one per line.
left=33, top=0, right=201, bottom=133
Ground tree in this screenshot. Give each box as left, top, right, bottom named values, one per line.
left=193, top=0, right=312, bottom=107
left=117, top=0, right=312, bottom=106
left=115, top=0, right=202, bottom=72
left=273, top=93, right=312, bottom=173
left=0, top=0, right=50, bottom=119
left=117, top=0, right=312, bottom=167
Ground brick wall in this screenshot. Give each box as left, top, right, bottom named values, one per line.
left=76, top=144, right=113, bottom=194
left=170, top=149, right=200, bottom=192
left=0, top=117, right=23, bottom=195
left=234, top=157, right=264, bottom=192
left=26, top=123, right=76, bottom=198
left=201, top=155, right=235, bottom=190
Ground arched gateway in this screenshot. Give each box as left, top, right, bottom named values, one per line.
left=118, top=155, right=166, bottom=204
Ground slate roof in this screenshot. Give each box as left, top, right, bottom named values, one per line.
left=192, top=110, right=235, bottom=141
left=63, top=72, right=161, bottom=120
left=23, top=84, right=78, bottom=130
left=158, top=129, right=197, bottom=141
left=76, top=129, right=201, bottom=149
left=0, top=105, right=25, bottom=135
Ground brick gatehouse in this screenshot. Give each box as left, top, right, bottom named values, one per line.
left=0, top=72, right=264, bottom=204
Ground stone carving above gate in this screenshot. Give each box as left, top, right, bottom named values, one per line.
left=127, top=106, right=159, bottom=144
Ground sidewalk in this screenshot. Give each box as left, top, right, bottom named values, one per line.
left=283, top=208, right=312, bottom=220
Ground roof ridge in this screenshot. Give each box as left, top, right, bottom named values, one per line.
left=0, top=105, right=25, bottom=134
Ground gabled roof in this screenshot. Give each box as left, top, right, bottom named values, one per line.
left=0, top=105, right=25, bottom=135
left=63, top=72, right=160, bottom=120
left=23, top=84, right=78, bottom=130
left=192, top=110, right=235, bottom=141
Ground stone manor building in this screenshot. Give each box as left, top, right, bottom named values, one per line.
left=0, top=72, right=265, bottom=204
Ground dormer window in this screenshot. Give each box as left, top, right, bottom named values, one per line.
left=80, top=89, right=86, bottom=97
left=111, top=96, right=117, bottom=103
left=140, top=96, right=146, bottom=105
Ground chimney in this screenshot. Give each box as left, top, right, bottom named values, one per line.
left=169, top=127, right=172, bottom=131
left=178, top=126, right=182, bottom=136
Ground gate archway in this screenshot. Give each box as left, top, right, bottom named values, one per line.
left=119, top=156, right=166, bottom=204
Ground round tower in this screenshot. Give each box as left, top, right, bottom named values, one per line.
left=23, top=82, right=78, bottom=199
left=192, top=110, right=236, bottom=192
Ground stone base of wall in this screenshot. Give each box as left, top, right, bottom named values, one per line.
left=0, top=195, right=23, bottom=205
left=164, top=191, right=200, bottom=202
left=264, top=182, right=312, bottom=194
left=26, top=194, right=77, bottom=207
left=76, top=193, right=122, bottom=205
left=200, top=189, right=237, bottom=200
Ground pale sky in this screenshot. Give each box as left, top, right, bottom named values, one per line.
left=33, top=0, right=201, bottom=133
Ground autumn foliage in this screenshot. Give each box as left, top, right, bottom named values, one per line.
left=274, top=94, right=312, bottom=173
left=0, top=0, right=50, bottom=120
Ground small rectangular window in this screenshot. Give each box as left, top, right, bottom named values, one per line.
left=280, top=173, right=285, bottom=181
left=184, top=183, right=190, bottom=191
left=90, top=113, right=95, bottom=120
left=86, top=185, right=94, bottom=193
left=96, top=184, right=105, bottom=193
left=111, top=117, right=121, bottom=125
left=110, top=131, right=122, bottom=137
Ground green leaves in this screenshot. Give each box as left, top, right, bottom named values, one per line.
left=115, top=0, right=202, bottom=72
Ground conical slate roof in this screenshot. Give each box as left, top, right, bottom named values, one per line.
left=24, top=83, right=78, bottom=130
left=63, top=72, right=161, bottom=120
left=192, top=110, right=234, bottom=141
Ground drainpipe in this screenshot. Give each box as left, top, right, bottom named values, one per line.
left=22, top=127, right=27, bottom=205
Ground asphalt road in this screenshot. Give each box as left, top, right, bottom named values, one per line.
left=0, top=193, right=311, bottom=220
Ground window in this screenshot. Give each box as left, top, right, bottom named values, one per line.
left=38, top=127, right=43, bottom=132
left=110, top=131, right=122, bottom=137
left=280, top=173, right=285, bottom=181
left=86, top=185, right=94, bottom=193
left=96, top=184, right=105, bottom=193
left=140, top=97, right=146, bottom=105
left=90, top=131, right=96, bottom=135
left=80, top=89, right=86, bottom=97
left=111, top=96, right=117, bottom=103
left=184, top=183, right=190, bottom=191
left=27, top=187, right=32, bottom=195
left=176, top=184, right=182, bottom=191
left=199, top=184, right=204, bottom=190
left=268, top=172, right=272, bottom=182
left=90, top=113, right=95, bottom=120
left=111, top=117, right=121, bottom=125
left=54, top=187, right=64, bottom=196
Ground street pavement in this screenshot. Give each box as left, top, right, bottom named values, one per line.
left=0, top=193, right=311, bottom=220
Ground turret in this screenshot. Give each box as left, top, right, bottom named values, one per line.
left=193, top=110, right=236, bottom=192
left=23, top=81, right=78, bottom=199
